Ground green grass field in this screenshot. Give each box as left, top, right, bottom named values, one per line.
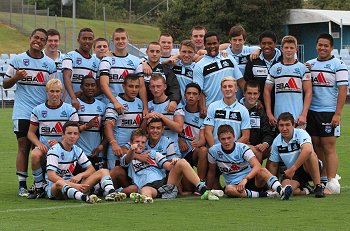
left=0, top=107, right=349, bottom=231
left=0, top=13, right=160, bottom=54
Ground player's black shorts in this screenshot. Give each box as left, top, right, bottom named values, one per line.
left=144, top=179, right=166, bottom=198
left=307, top=110, right=340, bottom=137
left=13, top=119, right=31, bottom=139
left=184, top=150, right=196, bottom=167
left=282, top=160, right=322, bottom=186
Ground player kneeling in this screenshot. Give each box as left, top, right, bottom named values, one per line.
left=207, top=124, right=292, bottom=200
left=120, top=128, right=223, bottom=203
left=46, top=121, right=126, bottom=203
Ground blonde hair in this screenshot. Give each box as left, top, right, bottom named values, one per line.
left=46, top=78, right=62, bottom=91
left=281, top=35, right=298, bottom=47
left=221, top=76, right=237, bottom=87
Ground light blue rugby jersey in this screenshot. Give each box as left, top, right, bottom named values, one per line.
left=76, top=98, right=106, bottom=157
left=120, top=150, right=168, bottom=188
left=266, top=61, right=311, bottom=120
left=5, top=51, right=57, bottom=120
left=193, top=53, right=243, bottom=106
left=172, top=60, right=195, bottom=105
left=306, top=56, right=348, bottom=112
left=43, top=49, right=64, bottom=82
left=269, top=128, right=312, bottom=169
left=179, top=106, right=204, bottom=157
left=148, top=98, right=185, bottom=158
left=98, top=54, right=142, bottom=101
left=105, top=95, right=143, bottom=161
left=145, top=136, right=176, bottom=160
left=30, top=101, right=78, bottom=147
left=204, top=99, right=251, bottom=144
left=46, top=143, right=91, bottom=181
left=208, top=142, right=255, bottom=185
left=61, top=50, right=99, bottom=103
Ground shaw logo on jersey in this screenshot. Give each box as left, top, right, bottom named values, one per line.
left=276, top=78, right=300, bottom=91
left=312, top=72, right=329, bottom=85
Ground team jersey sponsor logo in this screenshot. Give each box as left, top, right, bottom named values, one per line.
left=276, top=78, right=300, bottom=91
left=21, top=71, right=46, bottom=83
left=109, top=70, right=129, bottom=82
left=183, top=125, right=194, bottom=140
left=312, top=72, right=330, bottom=85
left=120, top=114, right=142, bottom=126
left=41, top=122, right=63, bottom=134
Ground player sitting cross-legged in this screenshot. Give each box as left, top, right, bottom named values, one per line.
left=46, top=121, right=126, bottom=203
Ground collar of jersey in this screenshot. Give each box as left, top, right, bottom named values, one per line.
left=119, top=93, right=136, bottom=102
left=26, top=50, right=44, bottom=59
left=221, top=98, right=238, bottom=107
left=152, top=97, right=170, bottom=105
left=259, top=48, right=281, bottom=62
left=45, top=100, right=63, bottom=109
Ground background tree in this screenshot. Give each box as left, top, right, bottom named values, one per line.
left=159, top=0, right=302, bottom=44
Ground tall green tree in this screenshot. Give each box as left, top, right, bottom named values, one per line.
left=159, top=0, right=302, bottom=44
left=304, top=0, right=350, bottom=10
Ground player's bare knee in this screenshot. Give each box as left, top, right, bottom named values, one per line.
left=97, top=168, right=109, bottom=177
left=31, top=149, right=44, bottom=163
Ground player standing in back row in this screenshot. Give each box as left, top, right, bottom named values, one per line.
left=305, top=33, right=348, bottom=194
left=3, top=28, right=57, bottom=196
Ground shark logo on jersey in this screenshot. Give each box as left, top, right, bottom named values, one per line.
left=23, top=59, right=30, bottom=66
left=222, top=61, right=229, bottom=67
left=138, top=104, right=142, bottom=110
left=157, top=145, right=163, bottom=152
left=61, top=152, right=65, bottom=160
left=76, top=58, right=82, bottom=65
left=277, top=67, right=282, bottom=74
left=293, top=68, right=301, bottom=76
left=192, top=117, right=199, bottom=123
left=96, top=106, right=102, bottom=112
left=92, top=62, right=97, bottom=69
left=112, top=58, right=115, bottom=65
left=127, top=60, right=135, bottom=67
left=81, top=105, right=85, bottom=112
left=324, top=64, right=334, bottom=72
left=42, top=62, right=48, bottom=69
left=229, top=112, right=238, bottom=120
left=42, top=110, right=47, bottom=118
left=60, top=111, right=68, bottom=117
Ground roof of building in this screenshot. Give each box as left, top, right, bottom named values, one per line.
left=287, top=9, right=350, bottom=26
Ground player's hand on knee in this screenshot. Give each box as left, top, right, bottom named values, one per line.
left=171, top=158, right=180, bottom=165
left=284, top=168, right=296, bottom=179
left=237, top=178, right=248, bottom=193
left=37, top=144, right=48, bottom=154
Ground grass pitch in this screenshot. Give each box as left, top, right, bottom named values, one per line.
left=0, top=107, right=349, bottom=231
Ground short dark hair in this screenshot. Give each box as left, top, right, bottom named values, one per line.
left=217, top=124, right=235, bottom=137
left=228, top=25, right=247, bottom=40
left=259, top=30, right=277, bottom=43
left=180, top=40, right=195, bottom=51
left=93, top=37, right=108, bottom=48
left=316, top=33, right=334, bottom=47
left=244, top=80, right=260, bottom=93
left=78, top=28, right=93, bottom=39
left=124, top=73, right=140, bottom=85
left=277, top=112, right=295, bottom=125
left=204, top=31, right=219, bottom=44
left=81, top=75, right=96, bottom=87
left=47, top=29, right=60, bottom=39
left=130, top=128, right=148, bottom=142
left=150, top=73, right=166, bottom=84
left=113, top=28, right=128, bottom=39
left=147, top=117, right=164, bottom=127
left=159, top=33, right=173, bottom=41
left=146, top=41, right=161, bottom=51
left=185, top=82, right=201, bottom=94
left=30, top=28, right=48, bottom=41
left=62, top=121, right=79, bottom=134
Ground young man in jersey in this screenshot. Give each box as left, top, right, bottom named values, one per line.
left=158, top=33, right=174, bottom=63
left=220, top=25, right=259, bottom=100
left=207, top=124, right=292, bottom=199
left=144, top=42, right=181, bottom=112
left=142, top=74, right=184, bottom=159
left=120, top=128, right=221, bottom=202
left=264, top=35, right=312, bottom=128
left=204, top=76, right=250, bottom=147
left=244, top=30, right=282, bottom=106
left=178, top=83, right=207, bottom=182
left=62, top=28, right=100, bottom=110
left=99, top=28, right=147, bottom=115
left=3, top=28, right=57, bottom=196
left=171, top=40, right=196, bottom=105
left=305, top=33, right=348, bottom=194
left=190, top=25, right=207, bottom=53
left=193, top=31, right=244, bottom=116
left=267, top=112, right=325, bottom=198
left=26, top=79, right=78, bottom=199
left=104, top=73, right=143, bottom=169
left=76, top=76, right=107, bottom=170
left=240, top=81, right=274, bottom=163
left=46, top=121, right=126, bottom=203
left=93, top=37, right=110, bottom=60
left=44, top=29, right=64, bottom=78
